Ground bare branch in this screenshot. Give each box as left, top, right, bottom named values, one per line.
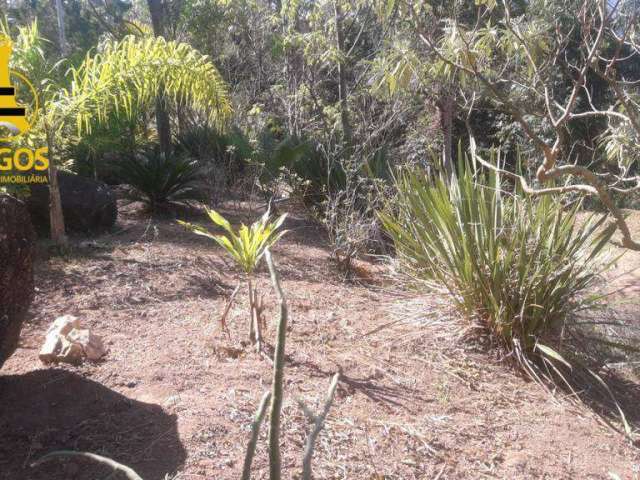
left=266, top=248, right=288, bottom=480
left=301, top=372, right=341, bottom=480
left=241, top=391, right=272, bottom=480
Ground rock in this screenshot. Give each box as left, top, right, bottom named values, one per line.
left=27, top=171, right=117, bottom=235
left=67, top=328, right=105, bottom=361
left=0, top=194, right=36, bottom=369
left=39, top=315, right=80, bottom=363
left=39, top=315, right=106, bottom=364
left=38, top=334, right=62, bottom=364
left=48, top=315, right=80, bottom=336
left=58, top=337, right=85, bottom=365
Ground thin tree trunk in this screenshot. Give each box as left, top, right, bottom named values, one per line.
left=54, top=0, right=67, bottom=55
left=241, top=391, right=271, bottom=480
left=248, top=277, right=256, bottom=344
left=146, top=0, right=172, bottom=157
left=44, top=121, right=67, bottom=247
left=333, top=0, right=352, bottom=148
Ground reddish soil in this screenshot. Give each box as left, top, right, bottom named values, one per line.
left=1, top=203, right=639, bottom=479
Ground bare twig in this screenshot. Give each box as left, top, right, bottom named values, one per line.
left=219, top=284, right=240, bottom=338
left=241, top=391, right=272, bottom=480
left=301, top=372, right=341, bottom=480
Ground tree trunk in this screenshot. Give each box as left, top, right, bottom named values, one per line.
left=333, top=1, right=352, bottom=149
left=48, top=163, right=67, bottom=246
left=44, top=122, right=67, bottom=246
left=146, top=0, right=172, bottom=157
left=437, top=92, right=454, bottom=179
left=54, top=0, right=67, bottom=55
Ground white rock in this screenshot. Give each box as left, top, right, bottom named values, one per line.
left=67, top=328, right=106, bottom=361
left=38, top=316, right=106, bottom=364
left=46, top=315, right=80, bottom=337
left=39, top=334, right=62, bottom=364
left=58, top=336, right=85, bottom=364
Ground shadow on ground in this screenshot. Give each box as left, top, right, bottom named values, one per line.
left=0, top=369, right=185, bottom=480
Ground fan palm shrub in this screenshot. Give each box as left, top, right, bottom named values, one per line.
left=380, top=161, right=617, bottom=371
left=255, top=132, right=346, bottom=205
left=179, top=208, right=287, bottom=350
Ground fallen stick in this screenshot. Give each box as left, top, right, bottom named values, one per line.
left=31, top=451, right=143, bottom=480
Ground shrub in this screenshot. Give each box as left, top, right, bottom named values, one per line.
left=175, top=125, right=252, bottom=203
left=255, top=132, right=346, bottom=205
left=380, top=162, right=616, bottom=364
left=118, top=148, right=205, bottom=212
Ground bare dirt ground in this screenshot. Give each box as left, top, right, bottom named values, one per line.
left=1, top=203, right=639, bottom=479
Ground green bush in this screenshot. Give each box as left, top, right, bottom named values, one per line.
left=255, top=132, right=346, bottom=205
left=175, top=125, right=252, bottom=172
left=118, top=148, right=205, bottom=212
left=380, top=163, right=616, bottom=362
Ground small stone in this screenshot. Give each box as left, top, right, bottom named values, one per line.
left=67, top=328, right=106, bottom=361
left=38, top=316, right=106, bottom=365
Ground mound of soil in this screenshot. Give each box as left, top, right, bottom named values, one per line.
left=0, top=194, right=35, bottom=369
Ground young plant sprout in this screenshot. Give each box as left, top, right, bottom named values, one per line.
left=179, top=208, right=287, bottom=350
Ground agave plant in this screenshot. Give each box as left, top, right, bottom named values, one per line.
left=179, top=208, right=287, bottom=349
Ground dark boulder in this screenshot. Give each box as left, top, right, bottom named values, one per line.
left=0, top=194, right=35, bottom=368
left=27, top=171, right=117, bottom=235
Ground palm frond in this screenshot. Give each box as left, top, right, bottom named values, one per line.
left=46, top=35, right=231, bottom=136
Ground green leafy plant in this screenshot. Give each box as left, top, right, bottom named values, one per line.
left=119, top=150, right=205, bottom=212
left=381, top=160, right=617, bottom=372
left=175, top=125, right=253, bottom=204
left=179, top=208, right=287, bottom=349
left=3, top=23, right=231, bottom=245
left=255, top=132, right=346, bottom=206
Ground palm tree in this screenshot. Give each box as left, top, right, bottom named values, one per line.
left=6, top=23, right=231, bottom=245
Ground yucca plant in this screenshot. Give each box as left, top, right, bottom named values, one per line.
left=380, top=160, right=617, bottom=372
left=179, top=208, right=287, bottom=349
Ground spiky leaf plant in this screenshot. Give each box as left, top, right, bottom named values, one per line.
left=179, top=209, right=287, bottom=348
left=380, top=161, right=617, bottom=367
left=119, top=150, right=205, bottom=212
